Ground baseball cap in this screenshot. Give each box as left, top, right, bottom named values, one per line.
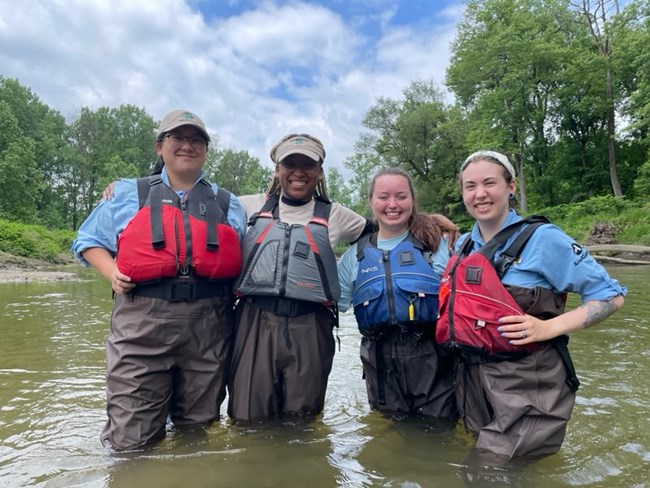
left=270, top=134, right=326, bottom=164
left=157, top=110, right=210, bottom=142
left=461, top=150, right=516, bottom=180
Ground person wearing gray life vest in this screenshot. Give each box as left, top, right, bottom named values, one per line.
left=443, top=150, right=626, bottom=464
left=72, top=110, right=247, bottom=450
left=227, top=133, right=368, bottom=423
left=337, top=167, right=457, bottom=420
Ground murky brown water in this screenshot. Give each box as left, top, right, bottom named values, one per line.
left=0, top=265, right=648, bottom=487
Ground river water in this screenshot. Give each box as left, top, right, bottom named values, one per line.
left=0, top=265, right=647, bottom=487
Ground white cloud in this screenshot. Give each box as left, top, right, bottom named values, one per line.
left=0, top=0, right=463, bottom=176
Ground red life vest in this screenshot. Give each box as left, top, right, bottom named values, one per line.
left=436, top=217, right=548, bottom=361
left=116, top=176, right=242, bottom=283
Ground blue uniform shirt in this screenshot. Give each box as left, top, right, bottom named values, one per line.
left=457, top=209, right=627, bottom=303
left=337, top=231, right=450, bottom=313
left=72, top=167, right=247, bottom=266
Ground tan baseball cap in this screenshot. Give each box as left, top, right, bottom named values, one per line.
left=270, top=133, right=326, bottom=164
left=157, top=110, right=210, bottom=141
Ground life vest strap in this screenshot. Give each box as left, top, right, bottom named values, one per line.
left=149, top=179, right=165, bottom=249
left=131, top=279, right=232, bottom=302
left=249, top=296, right=325, bottom=317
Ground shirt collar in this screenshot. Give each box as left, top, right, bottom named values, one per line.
left=470, top=209, right=522, bottom=246
left=160, top=167, right=205, bottom=197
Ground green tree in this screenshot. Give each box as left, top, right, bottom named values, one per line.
left=325, top=166, right=353, bottom=209
left=343, top=133, right=383, bottom=216
left=570, top=0, right=640, bottom=198
left=617, top=0, right=650, bottom=197
left=69, top=105, right=157, bottom=224
left=447, top=0, right=578, bottom=210
left=0, top=77, right=67, bottom=225
left=355, top=80, right=465, bottom=214
left=204, top=146, right=272, bottom=196
left=0, top=102, right=41, bottom=222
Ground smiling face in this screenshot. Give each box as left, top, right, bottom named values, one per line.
left=275, top=154, right=323, bottom=201
left=460, top=158, right=516, bottom=232
left=156, top=125, right=208, bottom=185
left=369, top=173, right=414, bottom=238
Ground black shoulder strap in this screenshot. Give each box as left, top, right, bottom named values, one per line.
left=136, top=176, right=165, bottom=249
left=200, top=180, right=232, bottom=250
left=356, top=233, right=374, bottom=261
left=312, top=196, right=332, bottom=220
left=259, top=193, right=280, bottom=218
left=136, top=175, right=161, bottom=209
left=493, top=220, right=546, bottom=277
left=456, top=234, right=475, bottom=258
left=479, top=216, right=548, bottom=260
left=481, top=215, right=549, bottom=277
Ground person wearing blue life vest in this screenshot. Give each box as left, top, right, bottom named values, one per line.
left=72, top=110, right=247, bottom=450
left=437, top=150, right=626, bottom=462
left=337, top=167, right=457, bottom=420
left=99, top=134, right=460, bottom=425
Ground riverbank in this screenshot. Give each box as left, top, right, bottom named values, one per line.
left=0, top=252, right=80, bottom=283
left=1, top=243, right=648, bottom=285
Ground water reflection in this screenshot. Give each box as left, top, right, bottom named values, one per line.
left=0, top=265, right=647, bottom=487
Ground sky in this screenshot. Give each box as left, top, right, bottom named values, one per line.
left=0, top=0, right=466, bottom=173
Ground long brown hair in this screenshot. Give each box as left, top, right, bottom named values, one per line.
left=368, top=167, right=442, bottom=251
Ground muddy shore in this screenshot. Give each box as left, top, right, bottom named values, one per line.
left=0, top=253, right=81, bottom=283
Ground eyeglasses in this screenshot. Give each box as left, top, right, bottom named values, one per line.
left=279, top=159, right=321, bottom=173
left=165, top=134, right=208, bottom=150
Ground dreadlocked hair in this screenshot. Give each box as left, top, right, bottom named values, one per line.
left=265, top=166, right=330, bottom=201
left=368, top=167, right=442, bottom=251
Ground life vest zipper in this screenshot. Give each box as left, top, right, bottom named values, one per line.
left=382, top=250, right=397, bottom=325
left=279, top=224, right=292, bottom=296
left=448, top=260, right=458, bottom=345
left=179, top=196, right=193, bottom=274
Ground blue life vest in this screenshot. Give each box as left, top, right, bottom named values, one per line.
left=352, top=233, right=440, bottom=335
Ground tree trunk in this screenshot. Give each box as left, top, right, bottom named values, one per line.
left=515, top=151, right=527, bottom=213
left=606, top=60, right=623, bottom=197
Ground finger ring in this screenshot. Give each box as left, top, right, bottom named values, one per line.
left=520, top=330, right=528, bottom=339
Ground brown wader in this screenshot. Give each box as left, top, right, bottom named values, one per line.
left=101, top=291, right=234, bottom=450
left=360, top=329, right=457, bottom=419
left=457, top=343, right=576, bottom=459
left=227, top=298, right=336, bottom=422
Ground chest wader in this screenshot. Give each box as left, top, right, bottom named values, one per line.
left=354, top=233, right=440, bottom=407
left=437, top=216, right=580, bottom=392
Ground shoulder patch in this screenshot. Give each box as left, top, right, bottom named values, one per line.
left=571, top=243, right=583, bottom=255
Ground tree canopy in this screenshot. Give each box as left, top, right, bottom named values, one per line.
left=0, top=0, right=648, bottom=231
left=345, top=0, right=649, bottom=220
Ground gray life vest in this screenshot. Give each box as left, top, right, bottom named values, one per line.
left=234, top=194, right=341, bottom=305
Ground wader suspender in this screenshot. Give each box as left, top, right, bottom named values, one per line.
left=356, top=232, right=431, bottom=407
left=136, top=175, right=232, bottom=253
left=456, top=216, right=580, bottom=391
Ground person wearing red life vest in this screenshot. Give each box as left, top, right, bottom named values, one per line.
left=439, top=150, right=626, bottom=463
left=72, top=110, right=247, bottom=450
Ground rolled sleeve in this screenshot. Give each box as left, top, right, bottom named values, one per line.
left=71, top=180, right=138, bottom=266
left=534, top=225, right=627, bottom=302
left=337, top=244, right=359, bottom=313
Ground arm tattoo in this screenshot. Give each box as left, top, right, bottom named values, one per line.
left=582, top=300, right=618, bottom=328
